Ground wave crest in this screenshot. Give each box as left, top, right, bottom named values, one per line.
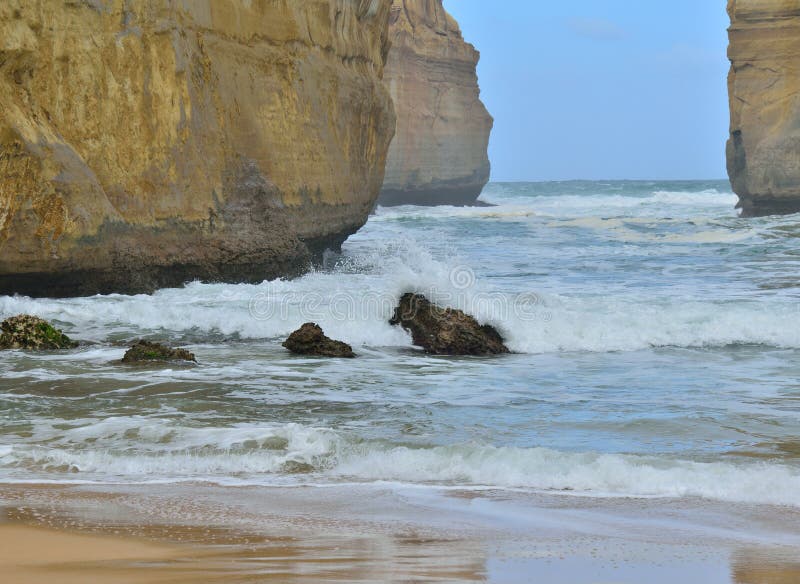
left=2, top=420, right=799, bottom=506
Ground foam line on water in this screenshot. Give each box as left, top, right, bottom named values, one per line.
left=1, top=420, right=799, bottom=506
left=0, top=186, right=788, bottom=355
left=2, top=240, right=799, bottom=354
left=479, top=187, right=738, bottom=218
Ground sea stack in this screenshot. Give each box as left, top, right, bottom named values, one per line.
left=379, top=0, right=493, bottom=207
left=727, top=0, right=800, bottom=217
left=0, top=1, right=395, bottom=297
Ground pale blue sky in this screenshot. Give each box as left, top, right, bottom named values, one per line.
left=442, top=1, right=731, bottom=181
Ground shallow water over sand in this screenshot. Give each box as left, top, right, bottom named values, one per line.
left=2, top=483, right=800, bottom=583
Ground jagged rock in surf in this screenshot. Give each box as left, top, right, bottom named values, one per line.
left=283, top=323, right=356, bottom=358
left=389, top=293, right=509, bottom=356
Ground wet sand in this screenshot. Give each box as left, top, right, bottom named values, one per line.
left=0, top=525, right=183, bottom=584
left=2, top=483, right=800, bottom=583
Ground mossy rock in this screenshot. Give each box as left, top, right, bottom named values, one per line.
left=0, top=315, right=77, bottom=350
left=122, top=340, right=197, bottom=364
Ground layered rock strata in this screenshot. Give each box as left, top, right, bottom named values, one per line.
left=0, top=0, right=395, bottom=296
left=727, top=0, right=800, bottom=216
left=379, top=0, right=492, bottom=206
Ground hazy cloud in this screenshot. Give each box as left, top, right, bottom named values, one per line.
left=567, top=17, right=627, bottom=41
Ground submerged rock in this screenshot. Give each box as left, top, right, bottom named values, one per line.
left=122, top=340, right=196, bottom=364
left=389, top=293, right=509, bottom=356
left=0, top=315, right=77, bottom=350
left=283, top=323, right=355, bottom=358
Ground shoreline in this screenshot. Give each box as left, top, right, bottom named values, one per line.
left=2, top=482, right=800, bottom=583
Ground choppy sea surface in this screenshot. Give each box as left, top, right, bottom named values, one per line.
left=2, top=180, right=800, bottom=508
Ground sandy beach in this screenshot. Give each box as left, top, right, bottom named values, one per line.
left=0, top=525, right=185, bottom=584
left=2, top=483, right=800, bottom=583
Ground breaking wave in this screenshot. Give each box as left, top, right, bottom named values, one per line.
left=1, top=419, right=798, bottom=507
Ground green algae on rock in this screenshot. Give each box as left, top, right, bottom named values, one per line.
left=0, top=315, right=77, bottom=350
left=122, top=340, right=197, bottom=365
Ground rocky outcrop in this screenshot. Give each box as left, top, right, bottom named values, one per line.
left=727, top=0, right=800, bottom=216
left=283, top=323, right=355, bottom=358
left=122, top=340, right=196, bottom=364
left=0, top=315, right=76, bottom=350
left=389, top=293, right=509, bottom=356
left=378, top=0, right=492, bottom=206
left=0, top=0, right=395, bottom=297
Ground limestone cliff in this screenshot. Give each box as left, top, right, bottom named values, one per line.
left=378, top=0, right=492, bottom=206
left=727, top=0, right=800, bottom=216
left=0, top=0, right=395, bottom=296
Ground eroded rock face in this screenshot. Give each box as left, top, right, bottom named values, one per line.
left=379, top=0, right=493, bottom=207
left=122, top=340, right=196, bottom=364
left=283, top=323, right=356, bottom=358
left=389, top=293, right=509, bottom=356
left=727, top=0, right=800, bottom=216
left=0, top=315, right=77, bottom=350
left=0, top=0, right=395, bottom=296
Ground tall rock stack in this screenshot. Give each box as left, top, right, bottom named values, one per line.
left=0, top=0, right=395, bottom=297
left=727, top=0, right=800, bottom=216
left=379, top=0, right=493, bottom=207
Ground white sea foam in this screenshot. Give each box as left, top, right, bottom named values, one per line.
left=502, top=294, right=800, bottom=353
left=1, top=237, right=798, bottom=354
left=2, top=419, right=798, bottom=506
left=372, top=188, right=738, bottom=223
left=547, top=216, right=758, bottom=243
left=0, top=185, right=788, bottom=356
left=333, top=443, right=800, bottom=506
left=373, top=205, right=538, bottom=222
left=480, top=188, right=738, bottom=218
